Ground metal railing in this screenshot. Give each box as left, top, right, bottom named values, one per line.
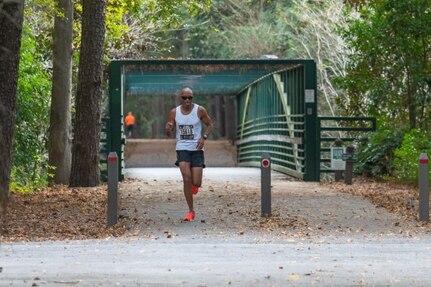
left=237, top=114, right=305, bottom=178
left=236, top=66, right=309, bottom=178
left=318, top=116, right=377, bottom=174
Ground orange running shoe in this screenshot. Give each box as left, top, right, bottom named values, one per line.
left=183, top=211, right=195, bottom=221
left=192, top=184, right=199, bottom=195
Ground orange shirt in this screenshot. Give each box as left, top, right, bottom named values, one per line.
left=125, top=114, right=135, bottom=126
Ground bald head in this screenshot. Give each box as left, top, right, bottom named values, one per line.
left=180, top=87, right=193, bottom=96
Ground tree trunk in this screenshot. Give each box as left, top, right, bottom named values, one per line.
left=136, top=96, right=145, bottom=138
left=208, top=97, right=218, bottom=138
left=70, top=0, right=107, bottom=187
left=215, top=96, right=225, bottom=138
left=225, top=96, right=236, bottom=143
left=0, top=0, right=25, bottom=217
left=48, top=0, right=73, bottom=185
left=407, top=78, right=417, bottom=130
left=157, top=97, right=164, bottom=138
left=181, top=29, right=189, bottom=59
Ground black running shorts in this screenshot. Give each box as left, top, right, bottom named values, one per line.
left=175, top=150, right=205, bottom=168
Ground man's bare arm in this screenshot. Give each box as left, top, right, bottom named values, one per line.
left=165, top=108, right=176, bottom=138
left=199, top=106, right=213, bottom=138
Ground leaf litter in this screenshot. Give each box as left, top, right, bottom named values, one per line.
left=1, top=176, right=430, bottom=243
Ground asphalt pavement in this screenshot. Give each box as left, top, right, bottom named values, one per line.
left=1, top=167, right=431, bottom=286
left=2, top=236, right=431, bottom=286
left=125, top=167, right=267, bottom=182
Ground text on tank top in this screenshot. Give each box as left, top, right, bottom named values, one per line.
left=175, top=104, right=202, bottom=151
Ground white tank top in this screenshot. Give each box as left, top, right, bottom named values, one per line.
left=175, top=104, right=202, bottom=151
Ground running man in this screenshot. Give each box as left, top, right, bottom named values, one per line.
left=165, top=87, right=213, bottom=221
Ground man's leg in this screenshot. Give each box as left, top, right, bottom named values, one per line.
left=190, top=151, right=204, bottom=194
left=191, top=167, right=203, bottom=188
left=179, top=162, right=194, bottom=213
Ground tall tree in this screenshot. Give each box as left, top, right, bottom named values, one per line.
left=70, top=0, right=106, bottom=187
left=338, top=0, right=431, bottom=130
left=0, top=0, right=25, bottom=215
left=48, top=0, right=73, bottom=185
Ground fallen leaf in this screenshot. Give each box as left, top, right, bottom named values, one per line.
left=288, top=274, right=300, bottom=280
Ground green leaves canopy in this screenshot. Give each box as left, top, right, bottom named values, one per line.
left=13, top=25, right=52, bottom=190
left=337, top=0, right=431, bottom=130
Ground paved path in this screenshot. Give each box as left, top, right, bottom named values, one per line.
left=125, top=167, right=270, bottom=182
left=2, top=168, right=431, bottom=286
left=2, top=237, right=431, bottom=286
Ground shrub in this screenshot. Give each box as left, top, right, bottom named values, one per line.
left=354, top=128, right=404, bottom=177
left=12, top=26, right=52, bottom=192
left=393, top=129, right=431, bottom=181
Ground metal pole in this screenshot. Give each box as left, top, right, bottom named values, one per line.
left=334, top=138, right=343, bottom=181
left=418, top=153, right=429, bottom=222
left=344, top=145, right=355, bottom=185
left=107, top=152, right=118, bottom=227
left=261, top=152, right=271, bottom=217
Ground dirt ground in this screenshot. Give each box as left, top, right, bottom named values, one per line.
left=1, top=174, right=430, bottom=243
left=117, top=176, right=431, bottom=241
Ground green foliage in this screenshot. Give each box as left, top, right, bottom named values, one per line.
left=354, top=128, right=404, bottom=177
left=337, top=0, right=431, bottom=129
left=103, top=0, right=212, bottom=59
left=142, top=0, right=211, bottom=28
left=355, top=127, right=431, bottom=181
left=393, top=129, right=431, bottom=181
left=12, top=25, right=52, bottom=192
left=25, top=0, right=55, bottom=63
left=187, top=0, right=291, bottom=59
left=337, top=1, right=431, bottom=180
left=105, top=0, right=145, bottom=51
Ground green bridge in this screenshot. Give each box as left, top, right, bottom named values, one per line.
left=103, top=59, right=375, bottom=181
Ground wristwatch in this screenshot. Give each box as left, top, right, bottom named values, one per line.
left=203, top=134, right=208, bottom=140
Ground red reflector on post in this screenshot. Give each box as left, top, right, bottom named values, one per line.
left=262, top=159, right=270, bottom=168
left=108, top=156, right=118, bottom=162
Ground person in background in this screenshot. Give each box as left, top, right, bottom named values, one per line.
left=124, top=111, right=136, bottom=138
left=165, top=87, right=213, bottom=221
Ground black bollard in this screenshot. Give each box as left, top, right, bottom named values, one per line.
left=107, top=152, right=119, bottom=227
left=418, top=153, right=429, bottom=222
left=333, top=138, right=343, bottom=181
left=344, top=145, right=355, bottom=185
left=261, top=152, right=271, bottom=217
